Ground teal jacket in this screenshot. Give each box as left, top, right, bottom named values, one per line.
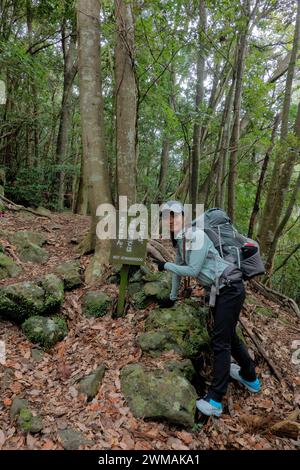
left=164, top=227, right=233, bottom=301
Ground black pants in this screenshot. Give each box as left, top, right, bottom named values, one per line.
left=207, top=280, right=256, bottom=402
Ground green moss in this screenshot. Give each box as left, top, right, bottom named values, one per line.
left=0, top=253, right=22, bottom=279
left=22, top=316, right=68, bottom=349
left=82, top=291, right=112, bottom=317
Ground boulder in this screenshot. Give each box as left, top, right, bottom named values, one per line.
left=22, top=316, right=68, bottom=349
left=145, top=301, right=210, bottom=358
left=121, top=364, right=197, bottom=427
left=35, top=206, right=52, bottom=217
left=77, top=365, right=106, bottom=400
left=10, top=397, right=43, bottom=434
left=142, top=271, right=172, bottom=305
left=58, top=428, right=87, bottom=450
left=164, top=359, right=196, bottom=382
left=54, top=260, right=82, bottom=290
left=8, top=230, right=48, bottom=264
left=138, top=330, right=183, bottom=356
left=0, top=253, right=22, bottom=279
left=0, top=274, right=64, bottom=323
left=82, top=291, right=113, bottom=318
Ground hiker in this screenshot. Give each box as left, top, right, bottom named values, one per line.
left=156, top=200, right=261, bottom=418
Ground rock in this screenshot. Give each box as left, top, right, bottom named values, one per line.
left=121, top=364, right=197, bottom=427
left=143, top=271, right=172, bottom=305
left=139, top=330, right=183, bottom=356
left=7, top=230, right=48, bottom=264
left=0, top=274, right=64, bottom=323
left=22, top=316, right=68, bottom=349
left=31, top=348, right=44, bottom=362
left=10, top=397, right=29, bottom=420
left=0, top=253, right=22, bottom=279
left=82, top=291, right=112, bottom=318
left=145, top=301, right=210, bottom=358
left=39, top=274, right=64, bottom=312
left=54, top=260, right=82, bottom=290
left=35, top=206, right=52, bottom=217
left=8, top=231, right=46, bottom=247
left=10, top=398, right=43, bottom=434
left=58, top=428, right=86, bottom=450
left=77, top=365, right=106, bottom=400
left=165, top=359, right=196, bottom=382
left=17, top=408, right=43, bottom=434
left=131, top=290, right=153, bottom=309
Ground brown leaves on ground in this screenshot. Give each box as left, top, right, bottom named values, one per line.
left=0, top=211, right=300, bottom=450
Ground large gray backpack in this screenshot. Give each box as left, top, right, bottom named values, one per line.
left=193, top=208, right=265, bottom=280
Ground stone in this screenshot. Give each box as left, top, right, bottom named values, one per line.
left=82, top=291, right=112, bottom=318
left=10, top=397, right=29, bottom=420
left=17, top=408, right=43, bottom=434
left=35, top=206, right=52, bottom=217
left=31, top=348, right=44, bottom=362
left=121, top=364, right=197, bottom=427
left=58, top=428, right=86, bottom=450
left=0, top=253, right=22, bottom=279
left=165, top=359, right=196, bottom=382
left=145, top=301, right=210, bottom=358
left=22, top=316, right=68, bottom=349
left=54, top=260, right=82, bottom=290
left=77, top=365, right=106, bottom=400
left=7, top=230, right=48, bottom=264
left=0, top=274, right=64, bottom=323
left=138, top=330, right=183, bottom=356
left=10, top=397, right=43, bottom=434
left=142, top=271, right=172, bottom=305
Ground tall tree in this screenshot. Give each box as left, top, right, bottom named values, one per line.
left=190, top=0, right=206, bottom=215
left=77, top=0, right=112, bottom=283
left=115, top=0, right=137, bottom=207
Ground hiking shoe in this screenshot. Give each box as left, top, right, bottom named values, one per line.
left=230, top=363, right=261, bottom=393
left=196, top=397, right=223, bottom=417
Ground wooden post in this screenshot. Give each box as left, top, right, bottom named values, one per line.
left=116, top=264, right=130, bottom=317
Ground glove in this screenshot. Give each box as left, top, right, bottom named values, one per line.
left=159, top=298, right=175, bottom=308
left=153, top=260, right=166, bottom=272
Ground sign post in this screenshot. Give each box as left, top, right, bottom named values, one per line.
left=109, top=212, right=147, bottom=317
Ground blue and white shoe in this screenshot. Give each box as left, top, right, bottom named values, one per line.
left=230, top=363, right=261, bottom=393
left=196, top=397, right=223, bottom=417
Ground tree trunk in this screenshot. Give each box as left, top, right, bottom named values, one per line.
left=115, top=0, right=137, bottom=207
left=77, top=0, right=112, bottom=284
left=190, top=0, right=206, bottom=216
left=258, top=0, right=300, bottom=260
left=248, top=113, right=280, bottom=238
left=57, top=19, right=77, bottom=211
left=227, top=0, right=250, bottom=221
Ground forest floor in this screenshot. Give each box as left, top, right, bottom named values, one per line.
left=0, top=210, right=300, bottom=450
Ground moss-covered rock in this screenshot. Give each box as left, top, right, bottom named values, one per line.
left=22, top=316, right=68, bottom=348
left=10, top=397, right=43, bottom=434
left=0, top=253, right=22, bottom=279
left=138, top=330, right=183, bottom=356
left=54, top=260, right=82, bottom=290
left=143, top=271, right=172, bottom=305
left=58, top=428, right=86, bottom=450
left=0, top=274, right=64, bottom=323
left=8, top=230, right=48, bottom=264
left=17, top=407, right=43, bottom=434
left=35, top=206, right=52, bottom=217
left=39, top=274, right=64, bottom=312
left=121, top=364, right=197, bottom=427
left=77, top=365, right=106, bottom=400
left=164, top=359, right=196, bottom=382
left=82, top=291, right=113, bottom=318
left=145, top=301, right=210, bottom=358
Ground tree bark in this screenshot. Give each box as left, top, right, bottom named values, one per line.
left=77, top=0, right=112, bottom=284
left=190, top=0, right=206, bottom=216
left=227, top=0, right=250, bottom=221
left=115, top=0, right=137, bottom=207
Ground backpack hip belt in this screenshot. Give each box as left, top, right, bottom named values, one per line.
left=209, top=266, right=243, bottom=307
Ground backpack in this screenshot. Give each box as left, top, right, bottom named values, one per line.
left=192, top=207, right=265, bottom=281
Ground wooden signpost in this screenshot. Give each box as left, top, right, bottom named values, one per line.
left=109, top=212, right=147, bottom=317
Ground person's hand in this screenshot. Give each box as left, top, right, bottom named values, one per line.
left=153, top=259, right=166, bottom=272
left=159, top=298, right=175, bottom=308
